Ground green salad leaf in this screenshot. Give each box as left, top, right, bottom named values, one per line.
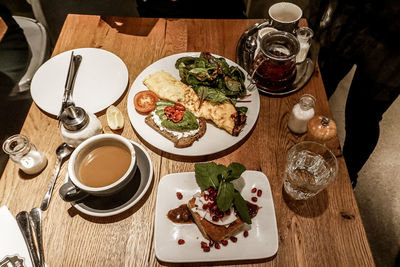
left=176, top=52, right=247, bottom=104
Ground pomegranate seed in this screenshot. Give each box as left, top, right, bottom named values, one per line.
left=204, top=194, right=209, bottom=201
left=202, top=204, right=208, bottom=210
left=251, top=197, right=258, bottom=202
left=243, top=230, right=249, bottom=237
left=218, top=212, right=224, bottom=218
left=225, top=209, right=231, bottom=215
left=257, top=189, right=262, bottom=197
left=201, top=241, right=208, bottom=248
left=208, top=187, right=213, bottom=193
left=209, top=240, right=214, bottom=247
left=230, top=236, right=238, bottom=243
left=212, top=216, right=219, bottom=222
left=178, top=239, right=185, bottom=245
left=176, top=192, right=183, bottom=200
left=203, top=247, right=210, bottom=252
left=221, top=240, right=228, bottom=246
left=212, top=204, right=218, bottom=211
left=251, top=187, right=257, bottom=193
left=215, top=243, right=221, bottom=249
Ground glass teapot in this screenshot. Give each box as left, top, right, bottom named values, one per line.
left=248, top=31, right=299, bottom=92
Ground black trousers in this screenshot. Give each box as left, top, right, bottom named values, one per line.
left=319, top=30, right=400, bottom=186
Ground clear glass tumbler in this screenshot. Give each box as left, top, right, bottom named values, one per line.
left=284, top=141, right=338, bottom=200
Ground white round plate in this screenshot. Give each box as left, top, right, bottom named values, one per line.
left=67, top=141, right=153, bottom=217
left=127, top=52, right=260, bottom=156
left=31, top=48, right=129, bottom=116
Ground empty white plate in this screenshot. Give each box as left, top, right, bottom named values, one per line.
left=31, top=48, right=129, bottom=116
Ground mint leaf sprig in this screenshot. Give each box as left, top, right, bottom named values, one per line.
left=194, top=162, right=251, bottom=224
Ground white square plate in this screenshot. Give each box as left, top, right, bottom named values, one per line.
left=154, top=171, right=278, bottom=263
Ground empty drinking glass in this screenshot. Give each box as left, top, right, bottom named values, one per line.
left=284, top=141, right=338, bottom=200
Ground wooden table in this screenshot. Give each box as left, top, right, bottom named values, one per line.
left=0, top=15, right=374, bottom=266
left=0, top=16, right=7, bottom=41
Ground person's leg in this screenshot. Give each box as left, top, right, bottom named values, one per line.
left=343, top=54, right=400, bottom=187
left=318, top=47, right=353, bottom=98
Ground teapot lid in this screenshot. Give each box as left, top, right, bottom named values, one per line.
left=60, top=105, right=89, bottom=131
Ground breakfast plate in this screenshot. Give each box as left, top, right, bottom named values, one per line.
left=154, top=171, right=278, bottom=263
left=126, top=52, right=260, bottom=156
left=31, top=48, right=129, bottom=116
left=66, top=141, right=153, bottom=217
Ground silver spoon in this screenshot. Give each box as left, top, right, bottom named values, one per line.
left=30, top=208, right=45, bottom=267
left=40, top=143, right=74, bottom=211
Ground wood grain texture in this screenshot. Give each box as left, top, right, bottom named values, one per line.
left=0, top=16, right=7, bottom=41
left=0, top=15, right=374, bottom=267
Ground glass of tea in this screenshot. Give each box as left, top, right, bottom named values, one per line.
left=249, top=31, right=299, bottom=92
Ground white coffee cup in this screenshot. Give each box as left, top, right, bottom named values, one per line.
left=59, top=134, right=137, bottom=202
left=268, top=2, right=302, bottom=33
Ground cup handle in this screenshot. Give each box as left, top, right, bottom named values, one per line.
left=59, top=181, right=89, bottom=202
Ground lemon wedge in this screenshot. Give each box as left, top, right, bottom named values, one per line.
left=106, top=105, right=124, bottom=130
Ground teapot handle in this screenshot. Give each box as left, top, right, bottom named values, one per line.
left=247, top=56, right=267, bottom=92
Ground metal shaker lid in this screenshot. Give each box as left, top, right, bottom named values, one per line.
left=60, top=105, right=89, bottom=131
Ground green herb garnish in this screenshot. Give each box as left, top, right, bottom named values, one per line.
left=194, top=162, right=251, bottom=224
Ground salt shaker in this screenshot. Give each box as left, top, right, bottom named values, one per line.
left=60, top=106, right=102, bottom=147
left=288, top=94, right=315, bottom=134
left=2, top=134, right=48, bottom=174
left=295, top=27, right=314, bottom=63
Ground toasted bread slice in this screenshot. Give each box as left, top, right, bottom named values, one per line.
left=187, top=198, right=244, bottom=242
left=145, top=115, right=206, bottom=148
left=143, top=71, right=246, bottom=136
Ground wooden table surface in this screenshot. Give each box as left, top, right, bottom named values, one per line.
left=0, top=15, right=375, bottom=266
left=0, top=16, right=7, bottom=41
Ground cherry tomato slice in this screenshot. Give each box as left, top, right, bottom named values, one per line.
left=171, top=111, right=184, bottom=123
left=164, top=106, right=175, bottom=115
left=134, top=91, right=158, bottom=114
left=174, top=103, right=186, bottom=111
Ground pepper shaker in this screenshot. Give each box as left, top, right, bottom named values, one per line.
left=288, top=94, right=315, bottom=134
left=306, top=115, right=342, bottom=156
left=60, top=106, right=102, bottom=147
left=2, top=134, right=48, bottom=174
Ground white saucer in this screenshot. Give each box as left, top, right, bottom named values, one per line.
left=31, top=48, right=129, bottom=116
left=66, top=141, right=153, bottom=217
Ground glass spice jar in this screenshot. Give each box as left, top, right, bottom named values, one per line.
left=288, top=94, right=315, bottom=134
left=2, top=134, right=48, bottom=174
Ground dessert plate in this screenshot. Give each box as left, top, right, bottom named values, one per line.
left=154, top=171, right=278, bottom=263
left=126, top=52, right=260, bottom=157
left=31, top=48, right=129, bottom=116
left=66, top=141, right=153, bottom=217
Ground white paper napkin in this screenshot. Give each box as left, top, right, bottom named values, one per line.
left=0, top=206, right=33, bottom=267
